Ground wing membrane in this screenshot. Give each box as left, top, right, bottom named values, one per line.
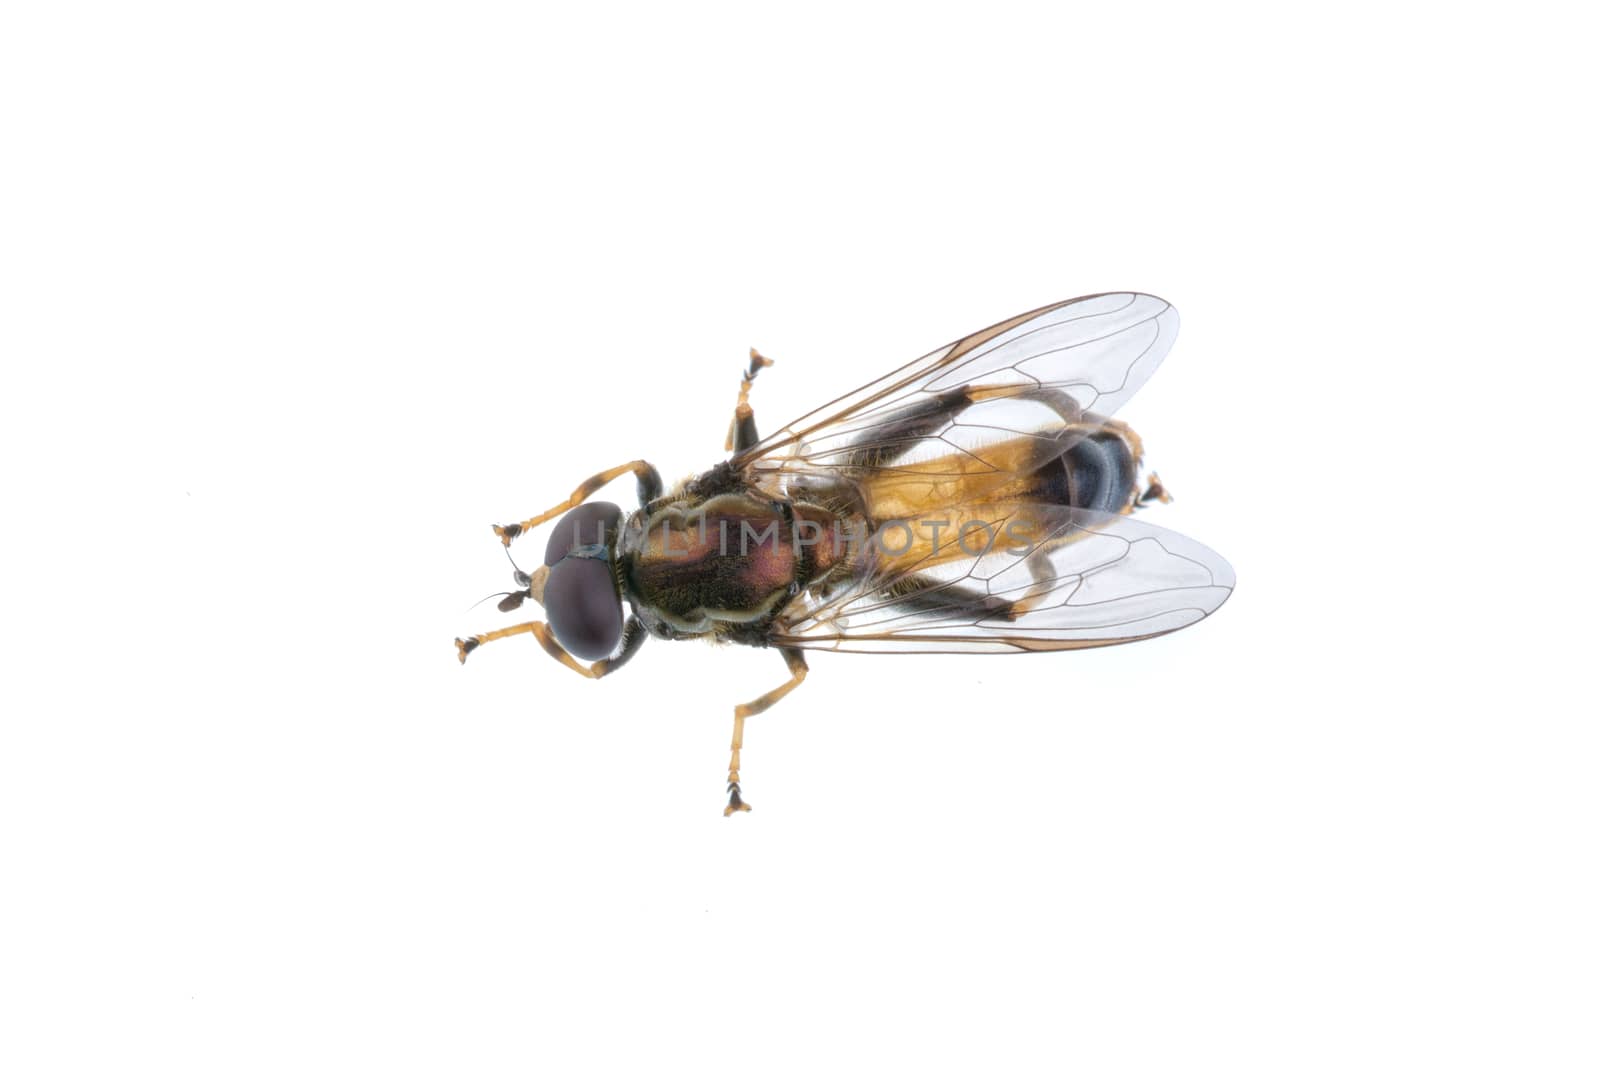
left=738, top=293, right=1179, bottom=495
left=775, top=505, right=1233, bottom=654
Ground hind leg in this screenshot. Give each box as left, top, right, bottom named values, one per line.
left=876, top=573, right=1016, bottom=623
left=841, top=382, right=1087, bottom=469
left=1004, top=551, right=1062, bottom=620
left=880, top=565, right=1069, bottom=627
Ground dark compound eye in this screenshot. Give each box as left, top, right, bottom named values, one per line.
left=540, top=501, right=624, bottom=659
left=543, top=557, right=623, bottom=660
left=545, top=502, right=623, bottom=567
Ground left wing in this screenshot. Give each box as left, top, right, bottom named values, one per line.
left=736, top=293, right=1179, bottom=499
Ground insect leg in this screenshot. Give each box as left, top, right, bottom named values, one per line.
left=1005, top=508, right=1157, bottom=617
left=1004, top=551, right=1061, bottom=620
left=494, top=460, right=663, bottom=546
left=840, top=390, right=973, bottom=468
left=724, top=647, right=807, bottom=816
left=724, top=348, right=775, bottom=453
left=877, top=573, right=1015, bottom=622
left=878, top=561, right=1063, bottom=624
left=456, top=616, right=648, bottom=678
left=842, top=382, right=1086, bottom=468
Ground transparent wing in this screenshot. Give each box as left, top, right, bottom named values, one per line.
left=737, top=293, right=1179, bottom=493
left=774, top=505, right=1233, bottom=654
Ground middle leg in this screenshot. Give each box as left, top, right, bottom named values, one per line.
left=724, top=646, right=807, bottom=815
left=724, top=348, right=775, bottom=453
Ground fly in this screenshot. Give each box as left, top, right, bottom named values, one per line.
left=456, top=293, right=1234, bottom=814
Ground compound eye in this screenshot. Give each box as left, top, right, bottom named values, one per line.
left=545, top=502, right=623, bottom=567
left=543, top=557, right=623, bottom=660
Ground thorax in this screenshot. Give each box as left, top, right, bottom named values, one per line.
left=618, top=489, right=859, bottom=640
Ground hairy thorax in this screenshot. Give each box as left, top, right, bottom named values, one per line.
left=619, top=492, right=858, bottom=638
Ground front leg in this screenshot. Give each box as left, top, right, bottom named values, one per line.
left=495, top=460, right=663, bottom=547
left=1134, top=470, right=1172, bottom=509
left=724, top=647, right=808, bottom=815
left=456, top=616, right=647, bottom=679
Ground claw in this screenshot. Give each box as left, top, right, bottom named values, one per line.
left=493, top=523, right=521, bottom=547
left=723, top=782, right=752, bottom=816
left=455, top=636, right=478, bottom=664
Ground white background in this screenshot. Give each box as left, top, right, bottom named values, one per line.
left=3, top=2, right=1595, bottom=1064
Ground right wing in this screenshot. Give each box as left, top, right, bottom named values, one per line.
left=775, top=504, right=1234, bottom=654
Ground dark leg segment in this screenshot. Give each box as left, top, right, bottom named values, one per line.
left=495, top=460, right=662, bottom=546
left=878, top=550, right=1065, bottom=626
left=724, top=348, right=775, bottom=454
left=635, top=464, right=664, bottom=507
left=842, top=382, right=1086, bottom=469
left=877, top=573, right=1015, bottom=624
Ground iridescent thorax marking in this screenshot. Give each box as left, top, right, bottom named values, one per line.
left=620, top=493, right=852, bottom=633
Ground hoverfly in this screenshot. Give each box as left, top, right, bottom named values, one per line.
left=457, top=293, right=1233, bottom=814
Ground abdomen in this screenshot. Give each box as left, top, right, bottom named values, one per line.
left=1030, top=422, right=1142, bottom=513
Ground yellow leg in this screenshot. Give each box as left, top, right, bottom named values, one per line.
left=456, top=618, right=645, bottom=679
left=494, top=460, right=658, bottom=547
left=456, top=622, right=541, bottom=664
left=1006, top=551, right=1060, bottom=620
left=724, top=348, right=776, bottom=452
left=725, top=648, right=807, bottom=816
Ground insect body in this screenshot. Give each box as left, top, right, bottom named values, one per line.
left=457, top=293, right=1234, bottom=814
